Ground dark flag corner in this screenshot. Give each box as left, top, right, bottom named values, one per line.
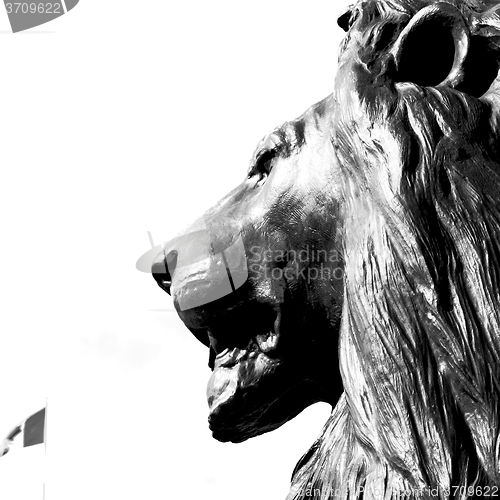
left=23, top=408, right=45, bottom=447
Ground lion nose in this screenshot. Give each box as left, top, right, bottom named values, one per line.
left=152, top=250, right=178, bottom=295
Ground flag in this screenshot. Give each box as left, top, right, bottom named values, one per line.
left=0, top=408, right=46, bottom=457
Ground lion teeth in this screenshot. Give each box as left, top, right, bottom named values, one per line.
left=217, top=347, right=230, bottom=358
left=217, top=347, right=247, bottom=368
left=256, top=331, right=279, bottom=353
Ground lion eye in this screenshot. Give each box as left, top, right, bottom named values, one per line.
left=248, top=148, right=277, bottom=181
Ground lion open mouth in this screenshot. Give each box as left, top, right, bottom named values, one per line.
left=206, top=307, right=281, bottom=399
left=186, top=306, right=293, bottom=441
left=208, top=307, right=281, bottom=364
left=188, top=304, right=282, bottom=370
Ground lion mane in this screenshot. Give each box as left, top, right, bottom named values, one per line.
left=288, top=1, right=500, bottom=497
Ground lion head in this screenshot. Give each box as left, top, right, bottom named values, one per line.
left=152, top=0, right=500, bottom=496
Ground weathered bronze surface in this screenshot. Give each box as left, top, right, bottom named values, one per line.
left=153, top=1, right=500, bottom=497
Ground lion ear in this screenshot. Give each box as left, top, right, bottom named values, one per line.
left=391, top=3, right=469, bottom=89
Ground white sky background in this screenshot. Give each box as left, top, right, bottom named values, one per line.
left=0, top=1, right=352, bottom=498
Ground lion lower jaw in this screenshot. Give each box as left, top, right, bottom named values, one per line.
left=206, top=346, right=279, bottom=416
left=205, top=322, right=283, bottom=417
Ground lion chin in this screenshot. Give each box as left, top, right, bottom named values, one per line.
left=152, top=0, right=500, bottom=497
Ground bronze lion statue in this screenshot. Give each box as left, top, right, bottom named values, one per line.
left=152, top=0, right=500, bottom=497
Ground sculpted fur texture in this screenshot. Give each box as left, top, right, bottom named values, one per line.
left=153, top=0, right=500, bottom=497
